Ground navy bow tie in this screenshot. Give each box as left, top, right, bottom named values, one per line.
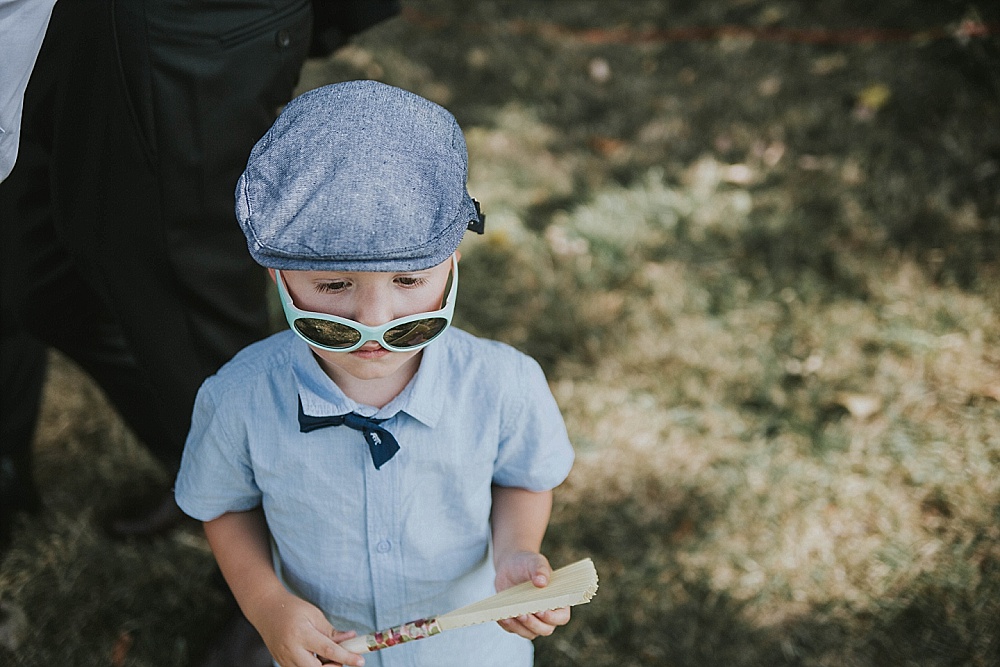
left=297, top=398, right=400, bottom=469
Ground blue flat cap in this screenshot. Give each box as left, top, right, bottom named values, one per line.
left=235, top=80, right=482, bottom=272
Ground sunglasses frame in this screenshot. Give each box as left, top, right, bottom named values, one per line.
left=274, top=254, right=458, bottom=353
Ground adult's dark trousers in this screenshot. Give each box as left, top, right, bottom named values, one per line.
left=0, top=0, right=313, bottom=484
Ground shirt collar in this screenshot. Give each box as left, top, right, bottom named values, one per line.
left=290, top=333, right=447, bottom=427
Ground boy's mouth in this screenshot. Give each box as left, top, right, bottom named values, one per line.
left=352, top=343, right=390, bottom=358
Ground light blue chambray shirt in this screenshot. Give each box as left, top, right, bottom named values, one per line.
left=175, top=327, right=575, bottom=667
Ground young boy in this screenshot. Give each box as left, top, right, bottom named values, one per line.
left=174, top=80, right=576, bottom=667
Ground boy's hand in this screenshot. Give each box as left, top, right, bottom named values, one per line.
left=493, top=551, right=572, bottom=640
left=251, top=588, right=365, bottom=667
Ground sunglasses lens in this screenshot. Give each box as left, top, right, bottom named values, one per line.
left=294, top=318, right=362, bottom=349
left=383, top=317, right=449, bottom=349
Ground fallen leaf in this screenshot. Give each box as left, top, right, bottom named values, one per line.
left=588, top=57, right=611, bottom=83
left=853, top=83, right=892, bottom=120
left=811, top=53, right=848, bottom=75
left=974, top=383, right=1000, bottom=403
left=857, top=83, right=891, bottom=111
left=722, top=164, right=756, bottom=185
left=111, top=630, right=134, bottom=667
left=588, top=135, right=627, bottom=157
left=836, top=393, right=882, bottom=419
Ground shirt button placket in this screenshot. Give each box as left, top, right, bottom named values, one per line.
left=364, top=433, right=407, bottom=658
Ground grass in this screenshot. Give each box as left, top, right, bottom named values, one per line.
left=2, top=1, right=999, bottom=665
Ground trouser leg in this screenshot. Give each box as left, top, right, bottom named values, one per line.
left=0, top=83, right=182, bottom=473
left=2, top=0, right=313, bottom=473
left=0, top=318, right=46, bottom=517
left=122, top=0, right=314, bottom=373
left=0, top=146, right=47, bottom=499
left=0, top=322, right=45, bottom=549
left=1, top=0, right=194, bottom=470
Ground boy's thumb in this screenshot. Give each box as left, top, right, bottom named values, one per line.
left=531, top=558, right=552, bottom=587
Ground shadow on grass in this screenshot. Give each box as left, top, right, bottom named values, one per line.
left=0, top=513, right=227, bottom=666
left=538, top=471, right=1000, bottom=667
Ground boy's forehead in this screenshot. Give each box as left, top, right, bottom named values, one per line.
left=236, top=81, right=480, bottom=273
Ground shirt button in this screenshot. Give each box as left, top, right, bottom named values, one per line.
left=376, top=540, right=392, bottom=553
left=275, top=29, right=292, bottom=48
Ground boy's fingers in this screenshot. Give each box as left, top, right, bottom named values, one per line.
left=520, top=612, right=556, bottom=637
left=302, top=616, right=359, bottom=664
left=498, top=616, right=534, bottom=639
left=498, top=610, right=562, bottom=639
left=536, top=606, right=571, bottom=626
left=310, top=634, right=365, bottom=667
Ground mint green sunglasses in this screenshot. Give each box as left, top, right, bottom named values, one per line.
left=275, top=255, right=457, bottom=352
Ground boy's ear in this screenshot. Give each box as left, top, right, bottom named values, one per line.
left=267, top=268, right=277, bottom=283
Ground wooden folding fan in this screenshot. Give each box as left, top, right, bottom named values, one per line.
left=340, top=558, right=599, bottom=654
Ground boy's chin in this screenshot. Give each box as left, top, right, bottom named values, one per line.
left=312, top=346, right=422, bottom=382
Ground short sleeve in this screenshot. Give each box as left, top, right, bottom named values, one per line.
left=492, top=354, right=574, bottom=491
left=174, top=381, right=262, bottom=521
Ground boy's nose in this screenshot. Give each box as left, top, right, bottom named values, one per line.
left=352, top=288, right=394, bottom=328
